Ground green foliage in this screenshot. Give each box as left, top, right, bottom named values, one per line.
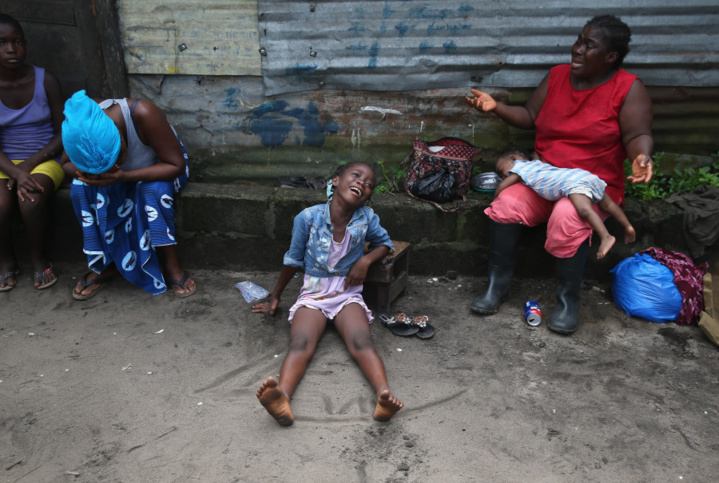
left=623, top=152, right=719, bottom=200
left=374, top=160, right=406, bottom=194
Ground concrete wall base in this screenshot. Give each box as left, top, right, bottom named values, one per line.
left=31, top=183, right=714, bottom=283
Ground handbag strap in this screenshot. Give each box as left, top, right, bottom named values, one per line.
left=404, top=190, right=468, bottom=214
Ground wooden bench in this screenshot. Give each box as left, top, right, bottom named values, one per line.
left=363, top=241, right=410, bottom=314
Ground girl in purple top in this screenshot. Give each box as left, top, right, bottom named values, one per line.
left=0, top=14, right=65, bottom=291
left=252, top=162, right=403, bottom=426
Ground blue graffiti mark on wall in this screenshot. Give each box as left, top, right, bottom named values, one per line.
left=418, top=41, right=432, bottom=53
left=368, top=42, right=379, bottom=68
left=346, top=45, right=369, bottom=52
left=382, top=1, right=395, bottom=19
left=223, top=88, right=239, bottom=109
left=248, top=101, right=339, bottom=148
left=408, top=7, right=453, bottom=20
left=285, top=64, right=318, bottom=85
left=427, top=23, right=470, bottom=35
left=443, top=41, right=457, bottom=53
left=395, top=22, right=413, bottom=37
left=458, top=5, right=475, bottom=15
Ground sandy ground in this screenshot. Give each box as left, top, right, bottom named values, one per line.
left=1, top=260, right=718, bottom=482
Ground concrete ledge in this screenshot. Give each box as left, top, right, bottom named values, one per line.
left=44, top=183, right=712, bottom=281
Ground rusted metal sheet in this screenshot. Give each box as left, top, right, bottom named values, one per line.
left=118, top=0, right=261, bottom=75
left=130, top=74, right=719, bottom=186
left=257, top=0, right=719, bottom=95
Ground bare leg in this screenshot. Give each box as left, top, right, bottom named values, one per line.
left=257, top=307, right=326, bottom=426
left=18, top=174, right=56, bottom=287
left=334, top=303, right=403, bottom=422
left=157, top=245, right=195, bottom=296
left=569, top=193, right=615, bottom=259
left=0, top=181, right=19, bottom=289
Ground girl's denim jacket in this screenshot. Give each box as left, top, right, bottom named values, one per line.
left=283, top=202, right=394, bottom=277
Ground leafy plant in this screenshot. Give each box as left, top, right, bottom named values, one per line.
left=374, top=160, right=406, bottom=194
left=623, top=151, right=719, bottom=200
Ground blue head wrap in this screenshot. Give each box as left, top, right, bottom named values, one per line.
left=62, top=90, right=121, bottom=174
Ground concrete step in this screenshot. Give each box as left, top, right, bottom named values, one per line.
left=33, top=183, right=711, bottom=282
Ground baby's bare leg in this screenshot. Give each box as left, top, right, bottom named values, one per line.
left=257, top=307, right=326, bottom=426
left=569, top=193, right=615, bottom=259
left=624, top=225, right=637, bottom=244
left=334, top=304, right=403, bottom=422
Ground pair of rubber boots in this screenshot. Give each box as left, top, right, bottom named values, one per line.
left=470, top=220, right=588, bottom=334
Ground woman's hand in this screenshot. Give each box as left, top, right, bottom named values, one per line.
left=466, top=89, right=498, bottom=112
left=627, top=154, right=653, bottom=184
left=76, top=165, right=125, bottom=187
left=253, top=295, right=281, bottom=316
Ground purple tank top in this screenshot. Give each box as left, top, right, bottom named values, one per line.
left=0, top=66, right=56, bottom=161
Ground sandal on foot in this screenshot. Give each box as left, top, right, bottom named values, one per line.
left=0, top=270, right=20, bottom=292
left=72, top=273, right=112, bottom=300
left=168, top=271, right=196, bottom=298
left=379, top=313, right=419, bottom=337
left=34, top=265, right=58, bottom=290
left=409, top=315, right=435, bottom=339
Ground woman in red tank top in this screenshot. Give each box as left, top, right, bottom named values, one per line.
left=465, top=15, right=654, bottom=334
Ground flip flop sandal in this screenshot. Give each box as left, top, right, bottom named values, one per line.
left=410, top=315, right=436, bottom=339
left=378, top=313, right=419, bottom=337
left=168, top=271, right=196, bottom=298
left=34, top=265, right=58, bottom=290
left=0, top=270, right=20, bottom=292
left=72, top=273, right=112, bottom=301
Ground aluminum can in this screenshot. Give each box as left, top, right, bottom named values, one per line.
left=524, top=300, right=542, bottom=326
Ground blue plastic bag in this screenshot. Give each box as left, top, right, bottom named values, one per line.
left=610, top=253, right=682, bottom=323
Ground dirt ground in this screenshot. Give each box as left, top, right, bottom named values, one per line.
left=1, top=260, right=718, bottom=482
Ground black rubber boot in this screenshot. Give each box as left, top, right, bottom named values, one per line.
left=548, top=240, right=589, bottom=334
left=470, top=221, right=523, bottom=315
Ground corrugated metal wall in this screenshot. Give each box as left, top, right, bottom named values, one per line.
left=257, top=0, right=719, bottom=95
left=117, top=0, right=719, bottom=177
left=119, top=0, right=260, bottom=75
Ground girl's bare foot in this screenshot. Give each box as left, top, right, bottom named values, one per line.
left=373, top=389, right=403, bottom=422
left=257, top=376, right=294, bottom=426
left=597, top=235, right=616, bottom=260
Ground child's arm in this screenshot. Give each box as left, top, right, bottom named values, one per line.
left=347, top=209, right=393, bottom=288
left=253, top=211, right=309, bottom=315
left=252, top=265, right=300, bottom=315
left=17, top=71, right=65, bottom=173
left=345, top=245, right=390, bottom=289
left=494, top=173, right=521, bottom=199
left=598, top=195, right=636, bottom=243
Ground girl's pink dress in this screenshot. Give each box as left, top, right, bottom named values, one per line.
left=288, top=231, right=373, bottom=324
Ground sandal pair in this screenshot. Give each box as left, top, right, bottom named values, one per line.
left=379, top=312, right=435, bottom=339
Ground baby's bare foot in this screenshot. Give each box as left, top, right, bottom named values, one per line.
left=373, top=389, right=403, bottom=422
left=597, top=235, right=616, bottom=260
left=624, top=226, right=636, bottom=244
left=257, top=376, right=294, bottom=426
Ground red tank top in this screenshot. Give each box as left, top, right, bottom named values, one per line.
left=534, top=64, right=637, bottom=205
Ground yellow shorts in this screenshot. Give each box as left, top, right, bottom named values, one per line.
left=0, top=159, right=65, bottom=191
